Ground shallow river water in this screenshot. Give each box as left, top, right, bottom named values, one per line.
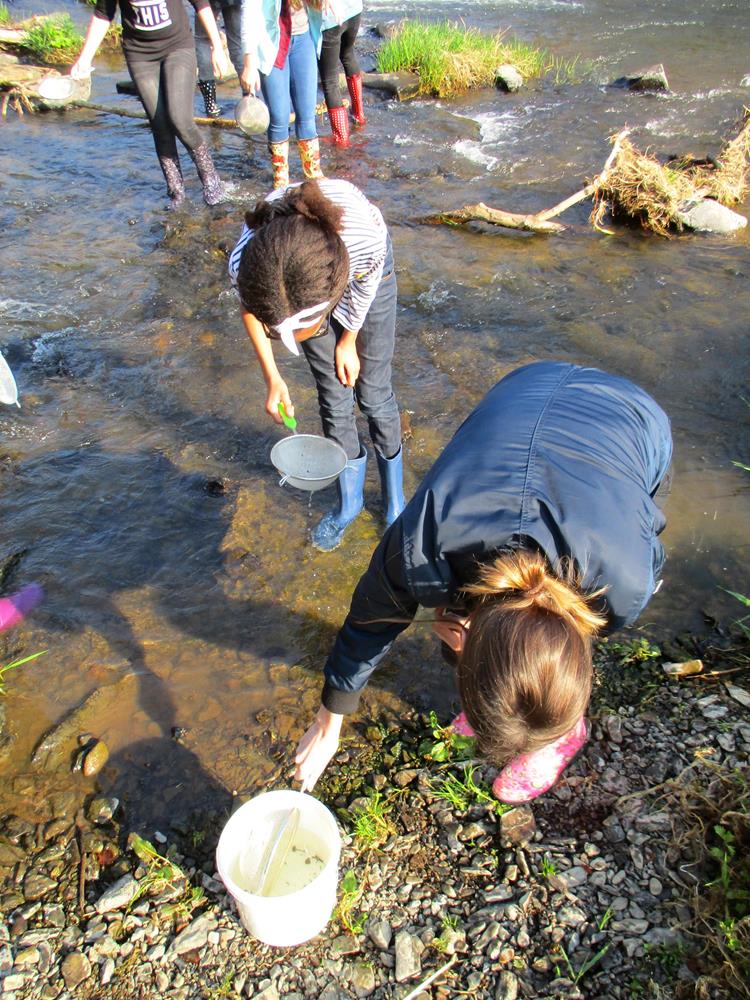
left=0, top=0, right=748, bottom=826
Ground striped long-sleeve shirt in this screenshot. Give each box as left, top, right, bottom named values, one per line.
left=228, top=179, right=389, bottom=333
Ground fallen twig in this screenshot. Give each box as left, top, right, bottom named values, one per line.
left=77, top=827, right=86, bottom=915
left=400, top=954, right=458, bottom=1000
left=422, top=202, right=565, bottom=233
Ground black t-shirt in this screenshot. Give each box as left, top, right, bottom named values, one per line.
left=95, top=0, right=209, bottom=59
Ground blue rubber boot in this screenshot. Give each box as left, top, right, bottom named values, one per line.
left=311, top=449, right=367, bottom=551
left=377, top=447, right=405, bottom=527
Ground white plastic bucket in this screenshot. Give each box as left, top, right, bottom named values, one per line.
left=216, top=790, right=341, bottom=947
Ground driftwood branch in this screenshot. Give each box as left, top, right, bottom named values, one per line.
left=422, top=128, right=631, bottom=235
left=72, top=100, right=239, bottom=128
left=423, top=202, right=565, bottom=233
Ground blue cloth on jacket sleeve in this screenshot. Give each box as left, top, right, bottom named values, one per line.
left=322, top=522, right=418, bottom=714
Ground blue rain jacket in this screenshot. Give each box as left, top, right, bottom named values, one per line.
left=322, top=361, right=673, bottom=715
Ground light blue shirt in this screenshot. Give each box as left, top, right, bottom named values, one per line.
left=321, top=0, right=362, bottom=32
left=241, top=0, right=322, bottom=75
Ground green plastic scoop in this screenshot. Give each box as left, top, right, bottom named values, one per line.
left=278, top=402, right=297, bottom=432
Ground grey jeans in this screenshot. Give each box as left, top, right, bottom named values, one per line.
left=301, top=239, right=401, bottom=461
left=195, top=2, right=243, bottom=81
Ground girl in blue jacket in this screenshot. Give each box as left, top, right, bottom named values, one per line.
left=294, top=361, right=672, bottom=803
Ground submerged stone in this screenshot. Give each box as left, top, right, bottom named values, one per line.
left=86, top=796, right=119, bottom=825
left=82, top=740, right=109, bottom=777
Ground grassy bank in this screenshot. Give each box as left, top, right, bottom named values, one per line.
left=376, top=20, right=585, bottom=98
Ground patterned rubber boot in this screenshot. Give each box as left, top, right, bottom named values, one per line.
left=188, top=142, right=226, bottom=205
left=0, top=583, right=44, bottom=633
left=298, top=136, right=324, bottom=179
left=198, top=80, right=224, bottom=119
left=492, top=716, right=590, bottom=804
left=450, top=712, right=475, bottom=737
left=346, top=73, right=366, bottom=127
left=269, top=140, right=289, bottom=189
left=327, top=105, right=350, bottom=147
left=158, top=154, right=186, bottom=209
left=311, top=449, right=367, bottom=552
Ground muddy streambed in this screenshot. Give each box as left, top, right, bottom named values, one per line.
left=0, top=0, right=749, bottom=830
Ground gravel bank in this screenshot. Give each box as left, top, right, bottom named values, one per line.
left=1, top=633, right=749, bottom=1000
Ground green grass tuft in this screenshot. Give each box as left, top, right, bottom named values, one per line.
left=21, top=15, right=83, bottom=65
left=376, top=20, right=585, bottom=98
left=0, top=3, right=11, bottom=27
left=0, top=650, right=47, bottom=696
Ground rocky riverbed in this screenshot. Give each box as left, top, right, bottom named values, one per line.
left=1, top=628, right=749, bottom=1000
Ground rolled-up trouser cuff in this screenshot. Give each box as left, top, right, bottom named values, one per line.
left=322, top=681, right=362, bottom=715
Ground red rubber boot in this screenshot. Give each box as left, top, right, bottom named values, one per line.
left=327, top=105, right=350, bottom=147
left=346, top=73, right=366, bottom=127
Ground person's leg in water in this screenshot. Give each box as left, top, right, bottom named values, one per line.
left=161, top=48, right=226, bottom=205
left=195, top=3, right=223, bottom=117
left=221, top=2, right=244, bottom=80
left=340, top=14, right=365, bottom=127
left=260, top=58, right=291, bottom=188
left=288, top=29, right=323, bottom=179
left=302, top=325, right=365, bottom=552
left=353, top=238, right=403, bottom=527
left=128, top=51, right=225, bottom=206
left=127, top=56, right=186, bottom=207
left=318, top=23, right=349, bottom=147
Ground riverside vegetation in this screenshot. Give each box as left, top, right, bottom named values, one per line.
left=375, top=20, right=586, bottom=98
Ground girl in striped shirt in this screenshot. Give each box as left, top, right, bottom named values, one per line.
left=229, top=178, right=404, bottom=551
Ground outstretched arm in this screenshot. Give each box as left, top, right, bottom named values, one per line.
left=196, top=5, right=231, bottom=79
left=69, top=13, right=111, bottom=78
left=240, top=306, right=293, bottom=426
left=294, top=523, right=418, bottom=790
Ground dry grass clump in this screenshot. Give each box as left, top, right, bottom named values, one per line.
left=690, top=112, right=750, bottom=205
left=592, top=135, right=696, bottom=235
left=593, top=113, right=750, bottom=236
left=668, top=763, right=750, bottom=999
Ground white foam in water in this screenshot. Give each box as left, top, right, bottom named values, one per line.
left=453, top=140, right=499, bottom=170
left=0, top=298, right=63, bottom=322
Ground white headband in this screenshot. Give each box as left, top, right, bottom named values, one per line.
left=273, top=300, right=330, bottom=355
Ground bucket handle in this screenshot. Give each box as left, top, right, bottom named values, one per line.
left=278, top=475, right=289, bottom=487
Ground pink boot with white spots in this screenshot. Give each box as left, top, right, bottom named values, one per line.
left=492, top=716, right=589, bottom=804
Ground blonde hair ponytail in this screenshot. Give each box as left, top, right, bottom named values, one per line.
left=457, top=549, right=605, bottom=768
left=462, top=550, right=606, bottom=637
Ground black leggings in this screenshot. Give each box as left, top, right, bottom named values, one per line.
left=127, top=48, right=204, bottom=161
left=318, top=14, right=361, bottom=109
